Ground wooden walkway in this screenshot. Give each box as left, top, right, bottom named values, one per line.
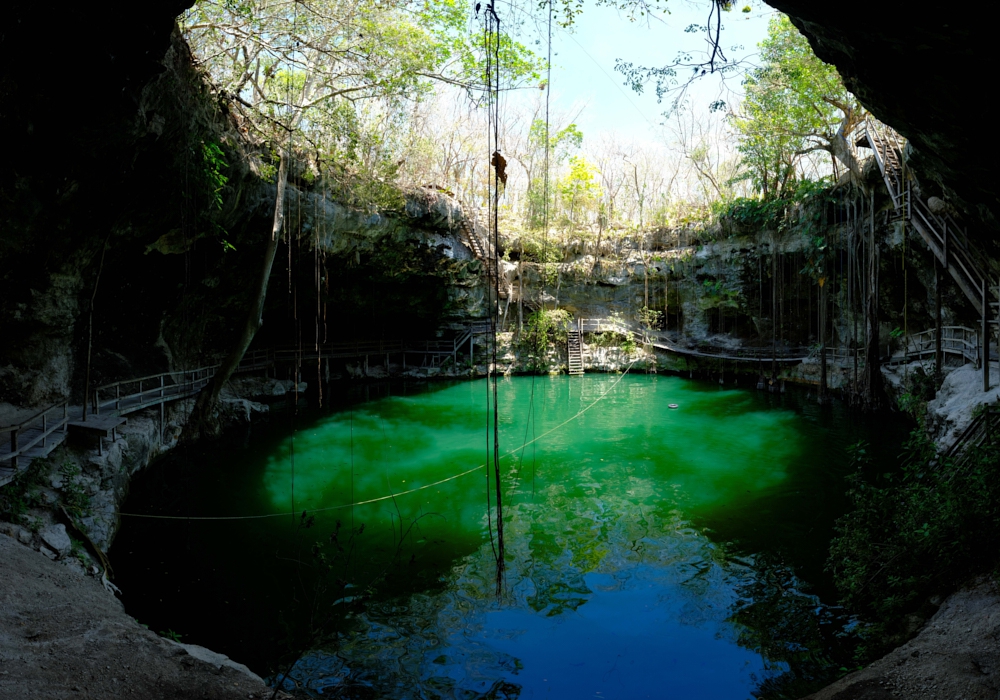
left=649, top=337, right=810, bottom=363
left=574, top=317, right=810, bottom=364
left=0, top=364, right=221, bottom=486
left=0, top=327, right=490, bottom=486
left=274, top=324, right=489, bottom=370
left=884, top=326, right=998, bottom=367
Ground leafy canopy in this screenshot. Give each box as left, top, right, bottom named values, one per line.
left=184, top=0, right=541, bottom=203
left=730, top=15, right=863, bottom=198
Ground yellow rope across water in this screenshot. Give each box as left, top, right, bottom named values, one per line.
left=119, top=364, right=636, bottom=522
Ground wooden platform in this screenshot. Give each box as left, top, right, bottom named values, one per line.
left=67, top=416, right=126, bottom=455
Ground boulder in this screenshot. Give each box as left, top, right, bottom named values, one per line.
left=39, top=523, right=71, bottom=557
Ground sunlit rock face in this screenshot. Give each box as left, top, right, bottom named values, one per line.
left=769, top=1, right=997, bottom=242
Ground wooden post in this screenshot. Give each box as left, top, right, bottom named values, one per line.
left=943, top=222, right=949, bottom=270
left=935, top=262, right=942, bottom=376
left=94, top=390, right=100, bottom=416
left=11, top=428, right=18, bottom=470
left=984, top=278, right=990, bottom=392
left=41, top=413, right=47, bottom=449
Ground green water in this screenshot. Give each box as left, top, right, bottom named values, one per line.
left=112, top=375, right=905, bottom=699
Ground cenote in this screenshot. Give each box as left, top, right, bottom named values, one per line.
left=111, top=374, right=907, bottom=699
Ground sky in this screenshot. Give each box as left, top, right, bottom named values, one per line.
left=501, top=0, right=779, bottom=145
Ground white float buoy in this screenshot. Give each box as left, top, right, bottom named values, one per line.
left=668, top=403, right=679, bottom=409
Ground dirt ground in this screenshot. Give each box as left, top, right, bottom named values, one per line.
left=803, top=579, right=1000, bottom=700
left=0, top=533, right=284, bottom=700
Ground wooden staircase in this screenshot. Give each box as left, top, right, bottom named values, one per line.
left=457, top=216, right=501, bottom=296
left=856, top=118, right=999, bottom=388
left=567, top=329, right=584, bottom=375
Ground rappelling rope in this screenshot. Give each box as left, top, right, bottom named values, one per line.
left=119, top=364, right=636, bottom=522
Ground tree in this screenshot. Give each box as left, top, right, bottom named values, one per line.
left=181, top=0, right=540, bottom=433
left=730, top=14, right=865, bottom=198
left=558, top=155, right=600, bottom=227
left=524, top=119, right=583, bottom=230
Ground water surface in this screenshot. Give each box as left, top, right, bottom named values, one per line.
left=112, top=375, right=905, bottom=699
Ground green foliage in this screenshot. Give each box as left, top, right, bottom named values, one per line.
left=557, top=156, right=601, bottom=227
left=513, top=229, right=562, bottom=264
left=590, top=330, right=637, bottom=355
left=829, top=432, right=1000, bottom=662
left=698, top=276, right=742, bottom=310
left=59, top=461, right=91, bottom=519
left=637, top=306, right=663, bottom=330
left=200, top=141, right=229, bottom=211
left=525, top=121, right=584, bottom=230
left=0, top=458, right=48, bottom=526
left=520, top=309, right=571, bottom=372
left=160, top=629, right=183, bottom=642
left=589, top=312, right=638, bottom=354
left=730, top=15, right=862, bottom=198
left=718, top=177, right=832, bottom=234
left=185, top=0, right=542, bottom=209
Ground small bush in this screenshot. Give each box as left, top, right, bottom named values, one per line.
left=59, top=461, right=91, bottom=519
left=0, top=459, right=48, bottom=526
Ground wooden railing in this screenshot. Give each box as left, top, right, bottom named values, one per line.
left=943, top=406, right=1000, bottom=475
left=578, top=318, right=638, bottom=337
left=90, top=365, right=217, bottom=417
left=0, top=401, right=70, bottom=471
left=234, top=348, right=273, bottom=374
left=890, top=326, right=981, bottom=366
left=2, top=326, right=492, bottom=476
left=855, top=118, right=992, bottom=310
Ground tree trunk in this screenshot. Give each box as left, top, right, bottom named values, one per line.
left=829, top=131, right=863, bottom=182
left=182, top=48, right=323, bottom=438
left=183, top=149, right=290, bottom=438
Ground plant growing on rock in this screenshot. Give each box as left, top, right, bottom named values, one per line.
left=519, top=308, right=571, bottom=372
left=59, top=461, right=91, bottom=519
left=0, top=458, right=48, bottom=527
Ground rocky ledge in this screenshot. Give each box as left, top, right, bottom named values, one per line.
left=0, top=533, right=285, bottom=700
left=803, top=578, right=1000, bottom=700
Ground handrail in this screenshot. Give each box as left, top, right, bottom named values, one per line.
left=855, top=116, right=997, bottom=315
left=578, top=318, right=634, bottom=335
left=0, top=401, right=70, bottom=469
left=94, top=364, right=220, bottom=394
left=1, top=351, right=270, bottom=473
left=0, top=400, right=69, bottom=433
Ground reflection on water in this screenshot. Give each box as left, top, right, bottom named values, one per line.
left=112, top=375, right=903, bottom=699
